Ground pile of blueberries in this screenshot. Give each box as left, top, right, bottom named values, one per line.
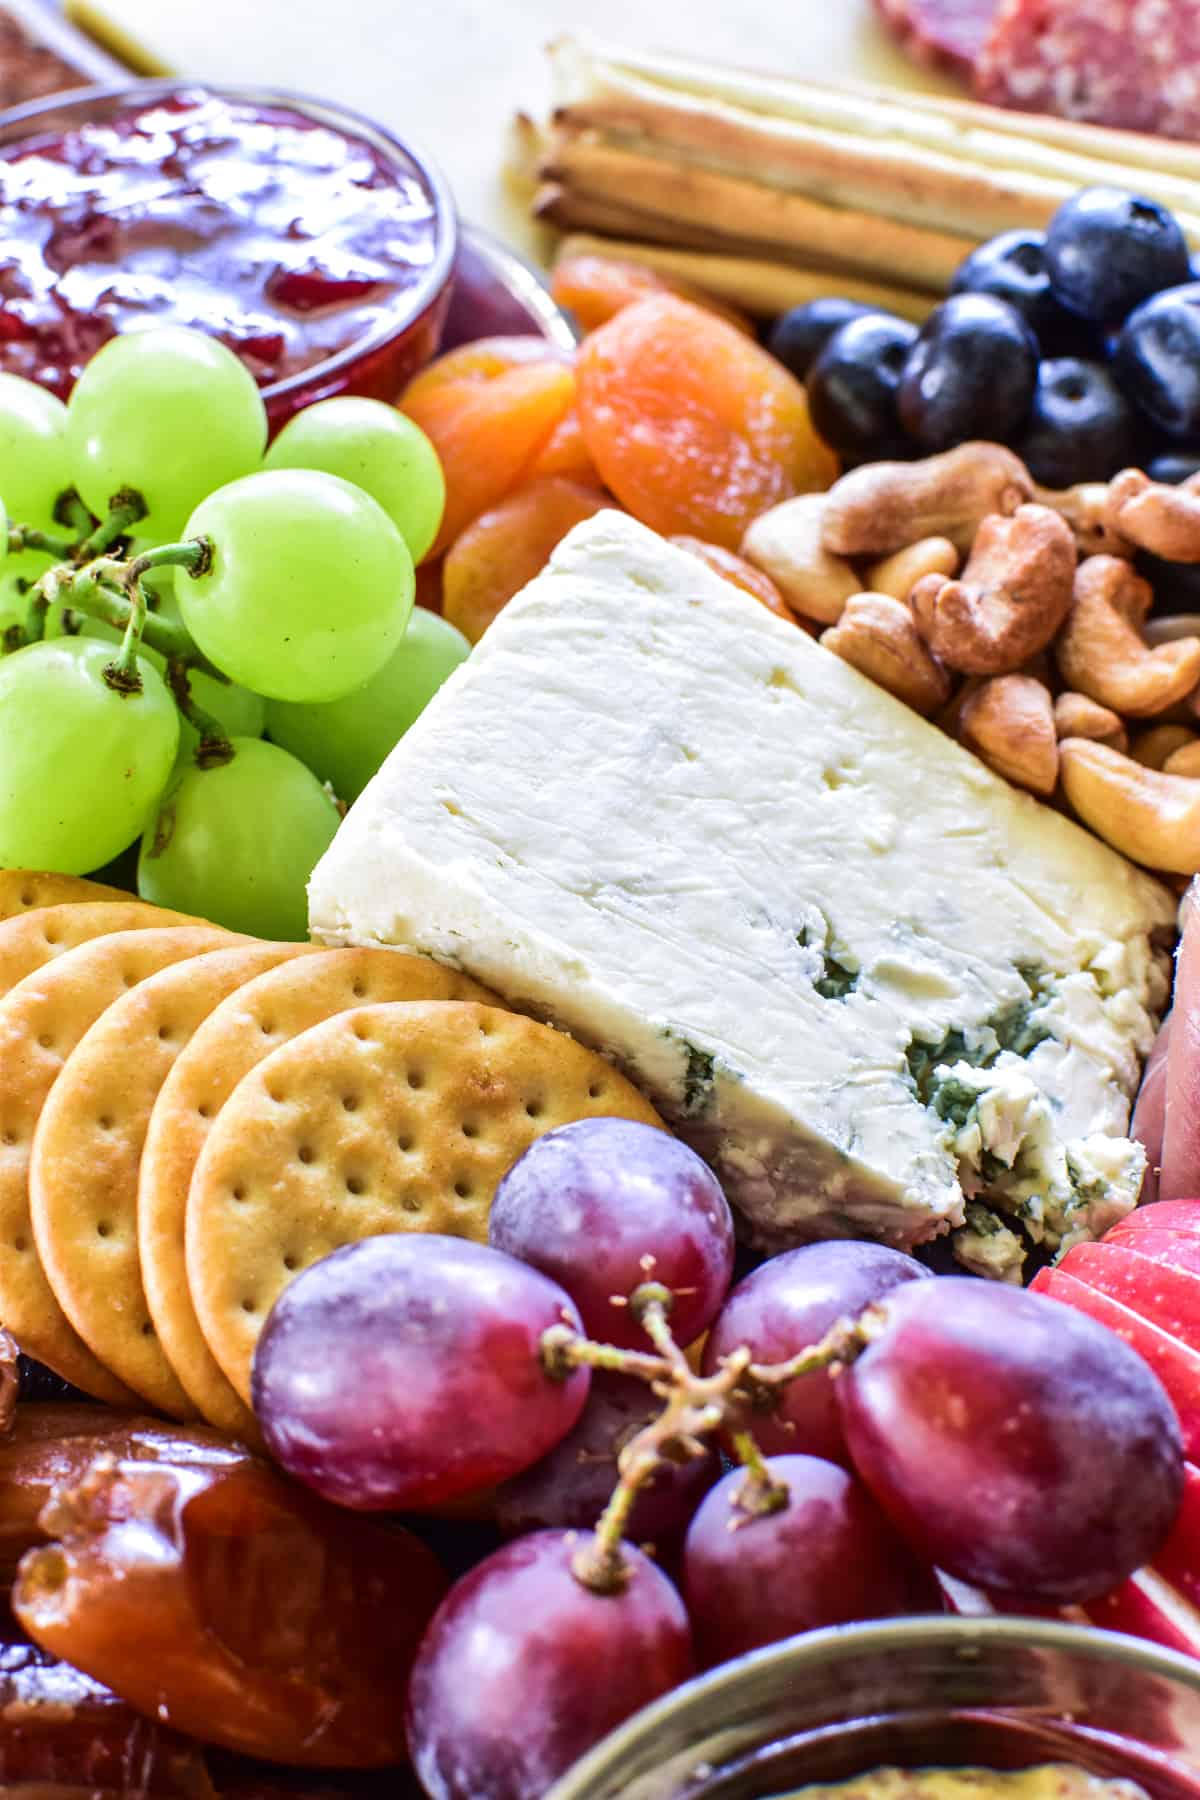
left=769, top=187, right=1200, bottom=491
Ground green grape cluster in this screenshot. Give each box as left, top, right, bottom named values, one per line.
left=0, top=331, right=459, bottom=938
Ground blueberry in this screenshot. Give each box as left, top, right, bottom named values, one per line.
left=1013, top=357, right=1141, bottom=487
left=1044, top=187, right=1191, bottom=325
left=1148, top=448, right=1200, bottom=484
left=806, top=312, right=918, bottom=460
left=766, top=297, right=874, bottom=381
left=897, top=294, right=1038, bottom=451
left=951, top=229, right=1084, bottom=355
left=1113, top=284, right=1200, bottom=439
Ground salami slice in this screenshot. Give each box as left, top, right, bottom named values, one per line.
left=975, top=0, right=1200, bottom=140
left=873, top=0, right=1001, bottom=75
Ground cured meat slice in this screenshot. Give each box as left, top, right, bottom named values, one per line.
left=1132, top=1013, right=1171, bottom=1206
left=1161, top=882, right=1200, bottom=1202
left=873, top=0, right=1001, bottom=76
left=975, top=0, right=1200, bottom=140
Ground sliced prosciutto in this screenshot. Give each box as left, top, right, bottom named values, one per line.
left=1161, top=882, right=1200, bottom=1202
left=975, top=0, right=1200, bottom=140
left=1133, top=1014, right=1171, bottom=1207
left=872, top=0, right=1001, bottom=76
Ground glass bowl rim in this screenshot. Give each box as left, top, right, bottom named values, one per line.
left=547, top=1614, right=1200, bottom=1799
left=0, top=75, right=460, bottom=407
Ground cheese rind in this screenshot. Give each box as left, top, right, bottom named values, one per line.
left=309, top=513, right=1173, bottom=1260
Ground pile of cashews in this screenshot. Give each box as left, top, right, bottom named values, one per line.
left=741, top=442, right=1200, bottom=878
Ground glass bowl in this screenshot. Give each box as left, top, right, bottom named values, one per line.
left=0, top=78, right=459, bottom=424
left=548, top=1617, right=1200, bottom=1800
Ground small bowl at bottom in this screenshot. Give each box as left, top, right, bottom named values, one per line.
left=547, top=1617, right=1200, bottom=1800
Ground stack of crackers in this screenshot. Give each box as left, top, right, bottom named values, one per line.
left=0, top=873, right=661, bottom=1444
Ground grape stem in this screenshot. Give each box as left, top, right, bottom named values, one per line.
left=166, top=660, right=234, bottom=767
left=546, top=1302, right=876, bottom=1597
left=71, top=491, right=147, bottom=562
left=7, top=525, right=76, bottom=562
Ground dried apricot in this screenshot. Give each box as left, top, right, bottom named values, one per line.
left=528, top=406, right=600, bottom=483
left=401, top=338, right=576, bottom=557
left=443, top=478, right=612, bottom=644
left=576, top=296, right=838, bottom=551
left=552, top=253, right=752, bottom=336
left=670, top=536, right=797, bottom=622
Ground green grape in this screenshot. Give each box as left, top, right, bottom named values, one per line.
left=137, top=737, right=339, bottom=939
left=66, top=326, right=267, bottom=539
left=0, top=638, right=179, bottom=873
left=0, top=376, right=72, bottom=533
left=263, top=396, right=445, bottom=562
left=178, top=469, right=414, bottom=704
left=266, top=606, right=469, bottom=800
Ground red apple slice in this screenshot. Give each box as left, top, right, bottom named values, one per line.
left=1095, top=1229, right=1200, bottom=1279
left=1148, top=1461, right=1200, bottom=1610
left=1109, top=1199, right=1200, bottom=1242
left=1056, top=1241, right=1200, bottom=1353
left=1032, top=1266, right=1200, bottom=1461
left=1083, top=1567, right=1200, bottom=1658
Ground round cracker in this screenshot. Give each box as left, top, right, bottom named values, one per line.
left=0, top=901, right=199, bottom=1000
left=30, top=942, right=315, bottom=1419
left=0, top=925, right=239, bottom=1401
left=187, top=1000, right=664, bottom=1403
left=139, top=948, right=499, bottom=1435
left=0, top=872, right=132, bottom=921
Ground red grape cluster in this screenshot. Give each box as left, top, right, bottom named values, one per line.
left=249, top=1118, right=1186, bottom=1800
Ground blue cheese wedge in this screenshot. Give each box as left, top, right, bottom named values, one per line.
left=309, top=512, right=1174, bottom=1266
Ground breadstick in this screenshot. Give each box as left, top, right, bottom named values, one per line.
left=561, top=37, right=1200, bottom=191
left=554, top=233, right=935, bottom=321
left=540, top=130, right=975, bottom=290
left=548, top=38, right=1200, bottom=246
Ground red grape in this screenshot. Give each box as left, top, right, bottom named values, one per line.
left=837, top=1277, right=1184, bottom=1603
left=251, top=1235, right=590, bottom=1511
left=406, top=1529, right=694, bottom=1800
left=682, top=1452, right=941, bottom=1666
left=488, top=1118, right=734, bottom=1349
left=494, top=1370, right=720, bottom=1547
left=702, top=1241, right=931, bottom=1464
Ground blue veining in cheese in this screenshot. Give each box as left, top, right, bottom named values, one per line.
left=309, top=513, right=1174, bottom=1265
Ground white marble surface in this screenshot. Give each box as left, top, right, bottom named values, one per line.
left=71, top=0, right=959, bottom=253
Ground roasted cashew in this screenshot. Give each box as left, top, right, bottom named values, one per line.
left=1053, top=691, right=1128, bottom=752
left=908, top=504, right=1075, bottom=676
left=740, top=494, right=858, bottom=625
left=1105, top=468, right=1200, bottom=563
left=820, top=591, right=952, bottom=716
left=1033, top=481, right=1134, bottom=559
left=865, top=537, right=959, bottom=603
left=1055, top=555, right=1200, bottom=717
left=959, top=675, right=1058, bottom=795
left=1130, top=724, right=1199, bottom=770
left=1164, top=740, right=1200, bottom=778
left=1060, top=738, right=1200, bottom=873
left=821, top=442, right=1034, bottom=558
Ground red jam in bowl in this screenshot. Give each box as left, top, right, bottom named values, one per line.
left=0, top=87, right=451, bottom=404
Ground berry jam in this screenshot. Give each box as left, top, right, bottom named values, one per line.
left=0, top=88, right=443, bottom=398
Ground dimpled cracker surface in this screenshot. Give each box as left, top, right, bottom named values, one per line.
left=30, top=942, right=315, bottom=1419
left=0, top=901, right=200, bottom=999
left=0, top=872, right=131, bottom=921
left=187, top=1000, right=664, bottom=1402
left=0, top=925, right=238, bottom=1401
left=139, top=948, right=500, bottom=1434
